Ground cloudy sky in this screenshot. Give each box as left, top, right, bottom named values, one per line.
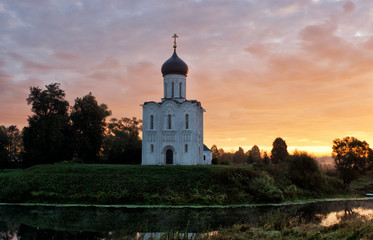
left=1, top=0, right=373, bottom=156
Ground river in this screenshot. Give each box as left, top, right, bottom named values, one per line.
left=0, top=198, right=372, bottom=239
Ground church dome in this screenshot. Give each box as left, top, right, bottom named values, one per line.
left=161, top=50, right=188, bottom=76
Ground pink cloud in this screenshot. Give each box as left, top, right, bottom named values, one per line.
left=343, top=0, right=355, bottom=14
left=92, top=57, right=121, bottom=70
left=51, top=52, right=83, bottom=61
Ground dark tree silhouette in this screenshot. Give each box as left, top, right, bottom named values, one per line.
left=103, top=117, right=142, bottom=164
left=210, top=145, right=220, bottom=159
left=232, top=147, right=245, bottom=164
left=271, top=137, right=289, bottom=164
left=7, top=125, right=22, bottom=164
left=23, top=83, right=73, bottom=166
left=247, top=145, right=261, bottom=164
left=71, top=93, right=111, bottom=162
left=332, top=136, right=371, bottom=185
left=0, top=126, right=10, bottom=170
left=288, top=151, right=321, bottom=190
left=210, top=144, right=220, bottom=164
left=262, top=151, right=270, bottom=164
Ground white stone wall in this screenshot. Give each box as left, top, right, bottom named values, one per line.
left=142, top=100, right=205, bottom=165
left=203, top=150, right=212, bottom=165
left=163, top=74, right=186, bottom=101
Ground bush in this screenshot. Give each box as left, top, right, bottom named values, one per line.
left=220, top=160, right=230, bottom=165
left=288, top=152, right=322, bottom=191
left=324, top=166, right=337, bottom=177
left=321, top=175, right=344, bottom=194
left=283, top=184, right=297, bottom=199
left=249, top=175, right=284, bottom=203
left=215, top=168, right=258, bottom=187
left=211, top=158, right=218, bottom=165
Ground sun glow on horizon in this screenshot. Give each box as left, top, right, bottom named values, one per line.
left=214, top=145, right=332, bottom=157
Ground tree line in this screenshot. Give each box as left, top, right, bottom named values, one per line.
left=210, top=136, right=373, bottom=187
left=0, top=83, right=142, bottom=168
left=210, top=137, right=289, bottom=165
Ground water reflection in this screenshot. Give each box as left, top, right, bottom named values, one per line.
left=0, top=199, right=372, bottom=239
left=319, top=207, right=373, bottom=226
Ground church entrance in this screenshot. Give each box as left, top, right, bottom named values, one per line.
left=166, top=149, right=173, bottom=164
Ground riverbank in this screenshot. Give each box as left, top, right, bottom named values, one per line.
left=0, top=196, right=370, bottom=208
left=0, top=163, right=359, bottom=205
left=206, top=218, right=373, bottom=240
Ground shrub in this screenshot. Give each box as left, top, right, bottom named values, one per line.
left=283, top=184, right=297, bottom=199
left=215, top=168, right=258, bottom=187
left=249, top=175, right=284, bottom=203
left=288, top=152, right=322, bottom=191
left=322, top=175, right=344, bottom=194
left=324, top=166, right=337, bottom=177
left=220, top=160, right=230, bottom=165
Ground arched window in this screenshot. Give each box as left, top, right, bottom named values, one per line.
left=150, top=115, right=154, bottom=129
left=204, top=155, right=206, bottom=160
left=185, top=114, right=189, bottom=129
left=171, top=82, right=174, bottom=97
left=185, top=144, right=188, bottom=152
left=179, top=82, right=182, bottom=97
left=151, top=144, right=154, bottom=152
left=168, top=114, right=172, bottom=129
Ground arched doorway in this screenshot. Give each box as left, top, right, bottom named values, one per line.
left=166, top=149, right=173, bottom=164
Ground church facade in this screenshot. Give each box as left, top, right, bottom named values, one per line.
left=141, top=35, right=212, bottom=165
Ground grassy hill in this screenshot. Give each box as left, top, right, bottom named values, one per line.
left=0, top=163, right=349, bottom=205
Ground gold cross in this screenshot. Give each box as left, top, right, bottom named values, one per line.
left=172, top=33, right=178, bottom=49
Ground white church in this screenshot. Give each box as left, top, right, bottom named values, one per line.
left=141, top=34, right=212, bottom=165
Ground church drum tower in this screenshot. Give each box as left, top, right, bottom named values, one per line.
left=141, top=34, right=211, bottom=165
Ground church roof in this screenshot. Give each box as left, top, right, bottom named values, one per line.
left=203, top=145, right=212, bottom=152
left=143, top=99, right=202, bottom=107
left=161, top=49, right=188, bottom=76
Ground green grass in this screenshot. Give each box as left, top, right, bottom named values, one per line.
left=0, top=164, right=239, bottom=205
left=0, top=163, right=352, bottom=205
left=351, top=171, right=373, bottom=192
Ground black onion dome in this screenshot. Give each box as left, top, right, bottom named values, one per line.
left=161, top=50, right=188, bottom=76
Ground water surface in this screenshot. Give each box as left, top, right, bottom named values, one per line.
left=0, top=198, right=372, bottom=239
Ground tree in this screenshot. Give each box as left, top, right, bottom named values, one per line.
left=103, top=117, right=142, bottom=164
left=332, top=136, right=371, bottom=185
left=211, top=144, right=224, bottom=164
left=211, top=145, right=220, bottom=160
left=271, top=137, right=289, bottom=164
left=288, top=151, right=321, bottom=190
left=71, top=93, right=111, bottom=162
left=368, top=149, right=373, bottom=170
left=0, top=126, right=10, bottom=170
left=23, top=83, right=73, bottom=166
left=218, top=148, right=225, bottom=159
left=232, top=147, right=246, bottom=164
left=262, top=150, right=270, bottom=164
left=6, top=125, right=22, bottom=164
left=247, top=145, right=261, bottom=164
left=220, top=151, right=232, bottom=165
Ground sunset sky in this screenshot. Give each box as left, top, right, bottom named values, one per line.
left=1, top=0, right=373, bottom=156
